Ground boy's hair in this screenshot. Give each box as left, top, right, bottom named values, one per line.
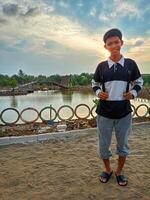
left=103, top=28, right=122, bottom=43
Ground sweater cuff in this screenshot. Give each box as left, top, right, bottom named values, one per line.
left=96, top=89, right=101, bottom=97
left=130, top=89, right=137, bottom=98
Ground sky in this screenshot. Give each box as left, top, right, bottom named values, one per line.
left=0, top=0, right=150, bottom=76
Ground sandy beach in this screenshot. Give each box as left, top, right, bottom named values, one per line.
left=0, top=123, right=150, bottom=200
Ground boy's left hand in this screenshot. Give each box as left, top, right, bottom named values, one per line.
left=123, top=91, right=134, bottom=100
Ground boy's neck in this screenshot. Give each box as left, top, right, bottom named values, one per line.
left=109, top=53, right=122, bottom=62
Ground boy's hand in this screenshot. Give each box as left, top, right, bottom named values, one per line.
left=98, top=91, right=109, bottom=100
left=123, top=92, right=134, bottom=100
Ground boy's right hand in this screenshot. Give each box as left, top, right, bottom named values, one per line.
left=97, top=91, right=109, bottom=100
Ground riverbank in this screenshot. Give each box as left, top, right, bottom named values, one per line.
left=0, top=116, right=149, bottom=137
left=0, top=123, right=149, bottom=200
left=0, top=85, right=150, bottom=100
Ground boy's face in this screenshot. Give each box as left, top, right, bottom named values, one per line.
left=104, top=36, right=123, bottom=55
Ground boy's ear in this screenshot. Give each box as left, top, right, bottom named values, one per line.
left=121, top=40, right=124, bottom=46
left=104, top=44, right=107, bottom=49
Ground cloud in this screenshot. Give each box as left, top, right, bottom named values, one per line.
left=124, top=36, right=150, bottom=62
left=124, top=37, right=144, bottom=46
left=89, top=7, right=96, bottom=17
left=59, top=0, right=68, bottom=8
left=0, top=17, right=8, bottom=24
left=0, top=0, right=149, bottom=66
left=2, top=3, right=18, bottom=16
left=0, top=0, right=54, bottom=16
left=2, top=3, right=42, bottom=19
left=23, top=7, right=40, bottom=17
left=76, top=0, right=83, bottom=7
left=99, top=0, right=140, bottom=22
left=99, top=14, right=109, bottom=22
left=113, top=0, right=140, bottom=18
left=133, top=40, right=144, bottom=47
left=0, top=1, right=107, bottom=58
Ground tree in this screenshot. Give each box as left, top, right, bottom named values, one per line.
left=18, top=69, right=25, bottom=77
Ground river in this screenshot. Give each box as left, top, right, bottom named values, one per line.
left=0, top=90, right=149, bottom=124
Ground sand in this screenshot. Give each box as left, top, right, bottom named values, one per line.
left=0, top=123, right=150, bottom=200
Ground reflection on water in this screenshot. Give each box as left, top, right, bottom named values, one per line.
left=10, top=96, right=18, bottom=107
left=0, top=90, right=149, bottom=124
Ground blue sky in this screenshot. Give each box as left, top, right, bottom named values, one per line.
left=0, top=0, right=150, bottom=76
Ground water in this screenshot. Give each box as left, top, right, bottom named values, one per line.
left=0, top=90, right=149, bottom=124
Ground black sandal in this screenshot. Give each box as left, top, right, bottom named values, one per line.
left=99, top=171, right=113, bottom=183
left=115, top=173, right=128, bottom=186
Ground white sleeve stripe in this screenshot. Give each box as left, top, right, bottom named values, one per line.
left=91, top=78, right=101, bottom=88
left=131, top=76, right=143, bottom=88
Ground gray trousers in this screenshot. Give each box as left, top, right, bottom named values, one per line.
left=96, top=113, right=132, bottom=159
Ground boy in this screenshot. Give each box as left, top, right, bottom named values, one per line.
left=91, top=28, right=143, bottom=186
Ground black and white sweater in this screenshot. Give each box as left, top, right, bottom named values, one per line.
left=91, top=56, right=143, bottom=119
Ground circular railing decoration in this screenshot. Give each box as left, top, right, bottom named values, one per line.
left=135, top=104, right=149, bottom=117
left=0, top=103, right=149, bottom=125
left=74, top=104, right=91, bottom=119
left=20, top=107, right=39, bottom=123
left=0, top=108, right=20, bottom=125
left=39, top=106, right=57, bottom=122
left=90, top=105, right=97, bottom=118
left=57, top=105, right=74, bottom=121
